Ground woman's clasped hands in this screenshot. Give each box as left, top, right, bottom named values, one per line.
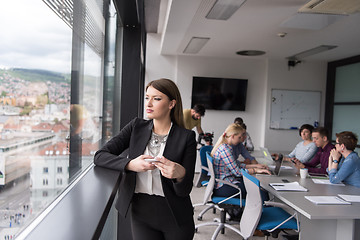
left=126, top=155, right=186, bottom=182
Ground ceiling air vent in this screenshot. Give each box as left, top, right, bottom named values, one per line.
left=298, top=0, right=360, bottom=15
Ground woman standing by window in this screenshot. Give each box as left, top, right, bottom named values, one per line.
left=94, top=78, right=196, bottom=240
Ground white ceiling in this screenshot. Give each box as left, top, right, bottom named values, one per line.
left=159, top=0, right=360, bottom=62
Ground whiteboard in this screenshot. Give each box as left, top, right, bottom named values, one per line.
left=270, top=89, right=321, bottom=130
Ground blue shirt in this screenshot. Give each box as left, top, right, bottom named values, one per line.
left=327, top=151, right=360, bottom=188
left=232, top=143, right=255, bottom=161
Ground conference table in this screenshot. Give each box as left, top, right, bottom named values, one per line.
left=254, top=160, right=360, bottom=240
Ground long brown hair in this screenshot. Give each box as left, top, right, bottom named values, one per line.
left=146, top=78, right=185, bottom=128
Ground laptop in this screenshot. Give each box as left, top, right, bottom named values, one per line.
left=259, top=147, right=283, bottom=176
left=259, top=147, right=273, bottom=162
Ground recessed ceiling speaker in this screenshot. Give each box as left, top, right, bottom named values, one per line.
left=236, top=50, right=266, bottom=56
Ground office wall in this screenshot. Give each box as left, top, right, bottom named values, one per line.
left=265, top=60, right=327, bottom=152
left=145, top=33, right=267, bottom=149
left=145, top=33, right=327, bottom=152
left=176, top=55, right=268, bottom=149
left=145, top=34, right=177, bottom=81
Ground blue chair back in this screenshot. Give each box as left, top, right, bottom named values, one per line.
left=239, top=169, right=263, bottom=238
left=241, top=168, right=260, bottom=187
left=201, top=151, right=216, bottom=205
left=240, top=169, right=299, bottom=236
left=199, top=145, right=213, bottom=174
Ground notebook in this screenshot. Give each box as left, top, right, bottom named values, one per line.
left=269, top=182, right=308, bottom=191
left=305, top=196, right=351, bottom=205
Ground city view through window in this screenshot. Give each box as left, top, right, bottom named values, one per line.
left=0, top=0, right=105, bottom=238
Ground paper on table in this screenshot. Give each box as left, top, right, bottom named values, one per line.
left=269, top=182, right=308, bottom=191
left=338, top=194, right=360, bottom=202
left=305, top=196, right=351, bottom=205
left=268, top=165, right=293, bottom=170
left=312, top=179, right=345, bottom=186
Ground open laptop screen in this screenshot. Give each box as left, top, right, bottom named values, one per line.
left=259, top=147, right=283, bottom=176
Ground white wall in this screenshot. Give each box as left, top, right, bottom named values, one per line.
left=145, top=34, right=177, bottom=84
left=264, top=60, right=327, bottom=152
left=146, top=33, right=267, bottom=148
left=145, top=33, right=328, bottom=152
left=175, top=55, right=267, bottom=149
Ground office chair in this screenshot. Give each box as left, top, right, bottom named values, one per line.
left=193, top=146, right=217, bottom=221
left=194, top=145, right=213, bottom=188
left=195, top=152, right=245, bottom=238
left=210, top=169, right=299, bottom=240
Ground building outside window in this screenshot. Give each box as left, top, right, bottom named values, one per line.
left=42, top=179, right=48, bottom=186
left=0, top=0, right=116, bottom=237
left=56, top=178, right=63, bottom=185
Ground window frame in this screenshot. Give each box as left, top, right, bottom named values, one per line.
left=325, top=54, right=360, bottom=146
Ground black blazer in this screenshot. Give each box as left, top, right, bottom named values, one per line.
left=94, top=118, right=197, bottom=226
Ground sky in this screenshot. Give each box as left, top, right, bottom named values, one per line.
left=0, top=0, right=102, bottom=76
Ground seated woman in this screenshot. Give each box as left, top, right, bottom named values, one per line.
left=273, top=124, right=317, bottom=163
left=232, top=123, right=258, bottom=165
left=327, top=131, right=360, bottom=187
left=211, top=123, right=270, bottom=200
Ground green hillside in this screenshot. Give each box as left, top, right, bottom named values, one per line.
left=5, top=68, right=70, bottom=84
left=0, top=68, right=100, bottom=87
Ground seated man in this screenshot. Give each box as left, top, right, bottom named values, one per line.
left=293, top=127, right=335, bottom=175
left=234, top=117, right=254, bottom=151
left=183, top=104, right=205, bottom=134
left=232, top=123, right=259, bottom=165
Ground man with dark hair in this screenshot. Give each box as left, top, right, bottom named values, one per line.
left=234, top=117, right=244, bottom=124
left=183, top=104, right=205, bottom=134
left=294, top=127, right=335, bottom=174
left=234, top=117, right=254, bottom=151
left=232, top=122, right=259, bottom=164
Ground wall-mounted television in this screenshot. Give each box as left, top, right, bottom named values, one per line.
left=191, top=76, right=248, bottom=111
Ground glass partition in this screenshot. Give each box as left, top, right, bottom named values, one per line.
left=326, top=56, right=360, bottom=145
left=332, top=105, right=360, bottom=140
left=334, top=62, right=360, bottom=102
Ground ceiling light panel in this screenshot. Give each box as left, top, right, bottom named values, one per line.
left=288, top=45, right=337, bottom=60
left=206, top=0, right=246, bottom=20
left=183, top=37, right=210, bottom=54
left=281, top=13, right=345, bottom=30
left=299, top=0, right=360, bottom=15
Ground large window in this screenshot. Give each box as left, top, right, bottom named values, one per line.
left=0, top=0, right=117, bottom=237
left=325, top=55, right=360, bottom=149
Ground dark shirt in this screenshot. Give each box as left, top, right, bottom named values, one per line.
left=304, top=142, right=335, bottom=174
left=232, top=143, right=255, bottom=162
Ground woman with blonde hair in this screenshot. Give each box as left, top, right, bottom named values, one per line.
left=211, top=123, right=270, bottom=199
left=94, top=78, right=196, bottom=239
